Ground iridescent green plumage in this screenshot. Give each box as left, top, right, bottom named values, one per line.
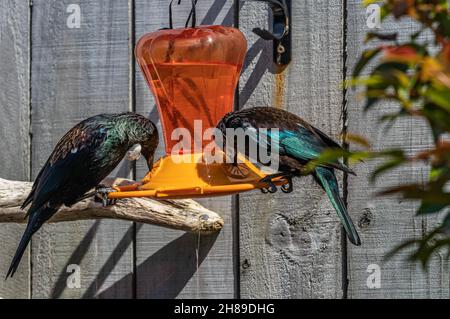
left=7, top=112, right=158, bottom=278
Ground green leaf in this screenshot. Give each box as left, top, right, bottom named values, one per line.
left=352, top=48, right=382, bottom=77
left=378, top=110, right=407, bottom=123
left=384, top=239, right=420, bottom=261
left=421, top=103, right=450, bottom=136
left=443, top=214, right=450, bottom=228
left=362, top=0, right=380, bottom=6
left=366, top=32, right=398, bottom=42
left=372, top=62, right=409, bottom=82
left=424, top=86, right=450, bottom=112
left=396, top=188, right=450, bottom=204
left=304, top=148, right=351, bottom=173
left=370, top=158, right=406, bottom=182
left=342, top=133, right=371, bottom=149
left=414, top=238, right=450, bottom=268
left=411, top=28, right=424, bottom=41
left=437, top=14, right=450, bottom=38
left=430, top=166, right=448, bottom=181
left=364, top=96, right=380, bottom=111
left=375, top=149, right=405, bottom=158
left=384, top=227, right=449, bottom=268
left=417, top=202, right=448, bottom=215
left=380, top=4, right=390, bottom=21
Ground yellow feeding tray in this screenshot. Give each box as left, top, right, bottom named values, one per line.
left=108, top=153, right=287, bottom=200
left=106, top=24, right=287, bottom=200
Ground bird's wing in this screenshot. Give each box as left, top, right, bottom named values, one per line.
left=280, top=126, right=325, bottom=159
left=283, top=125, right=355, bottom=174
left=223, top=108, right=354, bottom=174
left=306, top=124, right=342, bottom=149
left=27, top=122, right=108, bottom=214
left=21, top=164, right=45, bottom=209
left=249, top=124, right=324, bottom=159
left=48, top=120, right=107, bottom=165
left=254, top=123, right=354, bottom=174
left=22, top=119, right=109, bottom=210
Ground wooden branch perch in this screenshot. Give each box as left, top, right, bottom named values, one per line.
left=0, top=178, right=223, bottom=234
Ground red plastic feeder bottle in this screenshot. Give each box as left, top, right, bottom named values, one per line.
left=135, top=25, right=247, bottom=155
left=107, top=24, right=287, bottom=200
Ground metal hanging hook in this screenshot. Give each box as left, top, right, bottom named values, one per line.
left=185, top=0, right=198, bottom=28
left=252, top=0, right=292, bottom=66
left=169, top=0, right=197, bottom=29
left=252, top=0, right=289, bottom=41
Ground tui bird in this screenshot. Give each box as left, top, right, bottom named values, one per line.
left=6, top=112, right=159, bottom=278
left=217, top=106, right=361, bottom=246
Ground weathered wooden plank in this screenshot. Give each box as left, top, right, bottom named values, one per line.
left=30, top=0, right=133, bottom=298
left=0, top=0, right=31, bottom=299
left=345, top=0, right=449, bottom=298
left=134, top=0, right=236, bottom=298
left=238, top=0, right=344, bottom=298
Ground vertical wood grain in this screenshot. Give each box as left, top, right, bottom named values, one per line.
left=30, top=0, right=133, bottom=298
left=238, top=0, right=345, bottom=298
left=134, top=0, right=236, bottom=298
left=0, top=0, right=31, bottom=298
left=345, top=0, right=449, bottom=298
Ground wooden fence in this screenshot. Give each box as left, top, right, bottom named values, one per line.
left=0, top=0, right=448, bottom=298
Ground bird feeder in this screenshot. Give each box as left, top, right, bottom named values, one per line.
left=108, top=3, right=287, bottom=200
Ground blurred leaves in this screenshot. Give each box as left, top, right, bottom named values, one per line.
left=311, top=0, right=450, bottom=267
left=353, top=48, right=382, bottom=77
left=385, top=226, right=450, bottom=268
left=366, top=32, right=398, bottom=42
left=345, top=0, right=450, bottom=266
left=342, top=132, right=372, bottom=148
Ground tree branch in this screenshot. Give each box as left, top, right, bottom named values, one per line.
left=0, top=178, right=223, bottom=234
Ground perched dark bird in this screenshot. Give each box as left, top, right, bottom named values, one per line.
left=7, top=112, right=158, bottom=278
left=217, top=106, right=361, bottom=246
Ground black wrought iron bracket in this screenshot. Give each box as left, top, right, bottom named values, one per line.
left=252, top=0, right=292, bottom=66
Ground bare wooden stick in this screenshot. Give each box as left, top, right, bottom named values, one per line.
left=0, top=177, right=223, bottom=234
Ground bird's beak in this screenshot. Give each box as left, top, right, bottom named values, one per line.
left=127, top=144, right=142, bottom=161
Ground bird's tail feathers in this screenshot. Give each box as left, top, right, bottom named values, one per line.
left=314, top=166, right=361, bottom=246
left=6, top=205, right=58, bottom=279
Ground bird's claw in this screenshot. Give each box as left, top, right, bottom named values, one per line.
left=267, top=182, right=278, bottom=193
left=281, top=176, right=293, bottom=193
left=260, top=173, right=294, bottom=194
left=260, top=185, right=278, bottom=194
left=95, top=187, right=118, bottom=207
left=260, top=176, right=279, bottom=194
